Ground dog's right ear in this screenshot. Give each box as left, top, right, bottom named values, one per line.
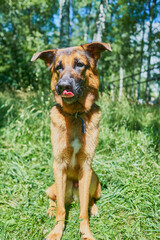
left=31, top=50, right=57, bottom=67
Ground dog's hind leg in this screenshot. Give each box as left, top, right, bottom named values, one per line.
left=89, top=170, right=101, bottom=199
left=46, top=183, right=57, bottom=200
left=46, top=178, right=74, bottom=218
left=89, top=171, right=101, bottom=217
left=89, top=199, right=98, bottom=217
left=46, top=183, right=57, bottom=217
left=46, top=179, right=74, bottom=202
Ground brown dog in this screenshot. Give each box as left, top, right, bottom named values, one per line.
left=31, top=42, right=111, bottom=240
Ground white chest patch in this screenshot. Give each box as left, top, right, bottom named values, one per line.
left=70, top=139, right=81, bottom=167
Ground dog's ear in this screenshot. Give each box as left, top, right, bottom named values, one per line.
left=31, top=50, right=57, bottom=67
left=82, top=42, right=112, bottom=61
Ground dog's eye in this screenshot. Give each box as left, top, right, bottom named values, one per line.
left=75, top=62, right=85, bottom=68
left=55, top=64, right=63, bottom=71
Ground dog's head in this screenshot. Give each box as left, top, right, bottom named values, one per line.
left=31, top=42, right=111, bottom=113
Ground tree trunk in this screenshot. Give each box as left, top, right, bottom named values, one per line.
left=137, top=18, right=145, bottom=100
left=93, top=0, right=108, bottom=93
left=108, top=0, right=113, bottom=43
left=146, top=0, right=157, bottom=102
left=111, top=74, right=114, bottom=101
left=131, top=44, right=136, bottom=99
left=119, top=63, right=123, bottom=101
left=59, top=0, right=70, bottom=48
left=111, top=84, right=114, bottom=101
left=93, top=0, right=108, bottom=42
left=84, top=4, right=91, bottom=42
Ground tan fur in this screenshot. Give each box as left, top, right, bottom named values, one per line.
left=31, top=42, right=111, bottom=240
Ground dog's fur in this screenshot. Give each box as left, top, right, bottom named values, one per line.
left=31, top=42, right=111, bottom=240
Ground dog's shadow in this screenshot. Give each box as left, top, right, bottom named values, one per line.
left=65, top=202, right=78, bottom=228
left=64, top=200, right=98, bottom=228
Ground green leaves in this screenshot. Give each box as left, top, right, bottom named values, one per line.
left=0, top=0, right=159, bottom=94
left=0, top=0, right=58, bottom=90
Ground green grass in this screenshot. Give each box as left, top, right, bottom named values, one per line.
left=0, top=90, right=160, bottom=240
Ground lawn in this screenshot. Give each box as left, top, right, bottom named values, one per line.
left=0, top=90, right=160, bottom=240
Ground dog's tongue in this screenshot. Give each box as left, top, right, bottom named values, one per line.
left=62, top=90, right=74, bottom=97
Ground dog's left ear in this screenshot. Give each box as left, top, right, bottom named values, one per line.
left=31, top=49, right=57, bottom=67
left=82, top=42, right=112, bottom=61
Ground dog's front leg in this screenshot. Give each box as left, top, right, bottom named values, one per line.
left=46, top=162, right=66, bottom=240
left=79, top=165, right=95, bottom=240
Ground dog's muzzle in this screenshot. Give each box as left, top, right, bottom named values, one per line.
left=56, top=79, right=74, bottom=97
left=56, top=77, right=83, bottom=103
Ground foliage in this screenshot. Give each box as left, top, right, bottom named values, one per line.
left=0, top=1, right=159, bottom=238
left=59, top=0, right=70, bottom=47
left=0, top=91, right=159, bottom=239
left=0, top=0, right=159, bottom=93
left=0, top=0, right=59, bottom=89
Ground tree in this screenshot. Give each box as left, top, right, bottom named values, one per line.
left=0, top=0, right=159, bottom=96
left=137, top=12, right=146, bottom=100
left=146, top=0, right=158, bottom=101
left=59, top=0, right=70, bottom=48
left=93, top=0, right=108, bottom=42
left=0, top=0, right=58, bottom=89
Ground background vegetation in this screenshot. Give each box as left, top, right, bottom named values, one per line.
left=0, top=0, right=160, bottom=239
left=0, top=0, right=159, bottom=100
left=0, top=91, right=160, bottom=239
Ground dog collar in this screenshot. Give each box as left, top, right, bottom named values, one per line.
left=54, top=104, right=86, bottom=134
left=69, top=112, right=86, bottom=134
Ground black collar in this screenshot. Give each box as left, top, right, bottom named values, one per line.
left=68, top=112, right=86, bottom=134
left=54, top=104, right=86, bottom=134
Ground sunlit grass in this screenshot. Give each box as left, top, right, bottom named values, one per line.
left=0, top=90, right=160, bottom=239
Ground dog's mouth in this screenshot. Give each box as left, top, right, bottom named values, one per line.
left=61, top=89, right=74, bottom=98
left=55, top=79, right=83, bottom=103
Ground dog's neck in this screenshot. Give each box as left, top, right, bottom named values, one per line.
left=65, top=111, right=86, bottom=134
left=54, top=88, right=99, bottom=114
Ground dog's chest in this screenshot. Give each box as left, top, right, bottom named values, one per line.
left=70, top=139, right=81, bottom=167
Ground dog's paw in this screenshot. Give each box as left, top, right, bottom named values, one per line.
left=45, top=232, right=61, bottom=240
left=90, top=203, right=99, bottom=217
left=81, top=228, right=95, bottom=240
left=47, top=200, right=56, bottom=218
left=80, top=223, right=96, bottom=240
left=82, top=238, right=95, bottom=240
left=81, top=233, right=95, bottom=240
left=45, top=230, right=62, bottom=240
left=45, top=222, right=64, bottom=240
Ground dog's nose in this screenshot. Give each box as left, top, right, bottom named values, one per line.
left=56, top=80, right=73, bottom=94
left=58, top=82, right=72, bottom=91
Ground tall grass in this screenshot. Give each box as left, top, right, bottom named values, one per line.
left=0, top=90, right=159, bottom=240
